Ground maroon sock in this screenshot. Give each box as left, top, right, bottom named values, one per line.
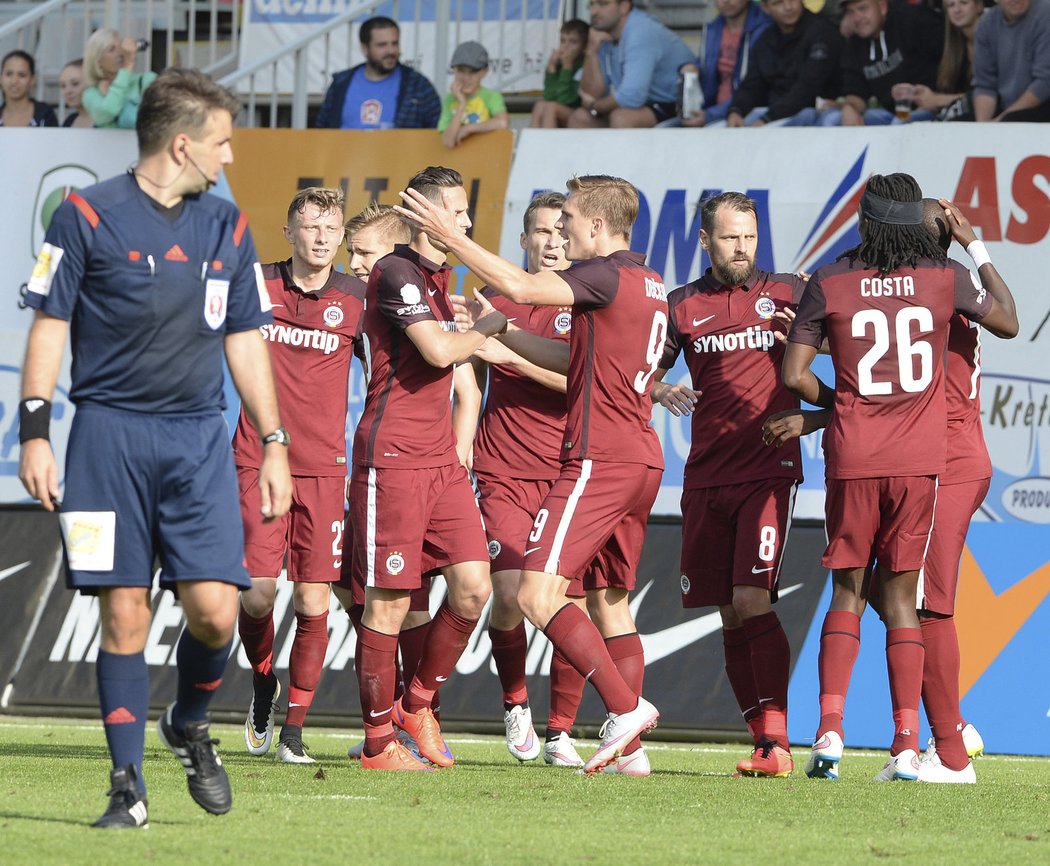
left=920, top=617, right=967, bottom=769
left=605, top=633, right=645, bottom=754
left=405, top=601, right=477, bottom=712
left=743, top=612, right=790, bottom=748
left=285, top=611, right=329, bottom=728
left=817, top=610, right=861, bottom=739
left=543, top=604, right=635, bottom=715
left=886, top=627, right=924, bottom=756
left=347, top=604, right=364, bottom=634
left=398, top=621, right=429, bottom=699
left=238, top=607, right=275, bottom=678
left=489, top=622, right=530, bottom=707
left=723, top=626, right=761, bottom=742
left=356, top=624, right=398, bottom=756
left=547, top=646, right=584, bottom=734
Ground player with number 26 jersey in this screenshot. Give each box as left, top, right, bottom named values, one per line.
left=790, top=257, right=990, bottom=481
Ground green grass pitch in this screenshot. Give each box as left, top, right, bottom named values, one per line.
left=0, top=717, right=1047, bottom=865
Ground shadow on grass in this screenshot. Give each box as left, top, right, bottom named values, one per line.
left=0, top=810, right=98, bottom=829
left=0, top=742, right=112, bottom=761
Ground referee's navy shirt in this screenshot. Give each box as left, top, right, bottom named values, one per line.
left=25, top=172, right=272, bottom=414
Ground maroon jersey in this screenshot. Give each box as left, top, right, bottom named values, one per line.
left=353, top=245, right=459, bottom=469
left=945, top=312, right=991, bottom=483
left=556, top=250, right=665, bottom=469
left=232, top=260, right=364, bottom=476
left=472, top=288, right=571, bottom=479
left=661, top=269, right=805, bottom=489
left=790, top=257, right=991, bottom=479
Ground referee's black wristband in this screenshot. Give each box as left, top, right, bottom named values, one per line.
left=18, top=398, right=52, bottom=443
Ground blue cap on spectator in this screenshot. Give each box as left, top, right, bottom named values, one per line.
left=450, top=41, right=489, bottom=71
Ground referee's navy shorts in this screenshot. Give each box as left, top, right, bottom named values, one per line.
left=59, top=405, right=250, bottom=593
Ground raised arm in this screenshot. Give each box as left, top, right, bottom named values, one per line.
left=396, top=188, right=574, bottom=307
left=939, top=198, right=1018, bottom=339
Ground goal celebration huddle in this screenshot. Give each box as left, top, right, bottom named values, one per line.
left=18, top=69, right=1016, bottom=829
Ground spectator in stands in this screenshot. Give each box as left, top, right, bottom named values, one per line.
left=570, top=0, right=695, bottom=128
left=530, top=18, right=590, bottom=127
left=59, top=59, right=94, bottom=128
left=314, top=16, right=441, bottom=129
left=438, top=41, right=509, bottom=148
left=82, top=28, right=157, bottom=129
left=807, top=0, right=943, bottom=126
left=680, top=0, right=772, bottom=127
left=972, top=0, right=1050, bottom=122
left=891, top=0, right=984, bottom=122
left=724, top=0, right=842, bottom=127
left=0, top=50, right=57, bottom=127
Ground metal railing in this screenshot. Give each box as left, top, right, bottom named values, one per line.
left=0, top=0, right=243, bottom=122
left=219, top=0, right=566, bottom=128
left=1, top=0, right=566, bottom=128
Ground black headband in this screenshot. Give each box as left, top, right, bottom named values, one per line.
left=859, top=190, right=923, bottom=225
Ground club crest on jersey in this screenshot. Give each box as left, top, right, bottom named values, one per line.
left=204, top=278, right=230, bottom=329
left=553, top=311, right=572, bottom=335
left=324, top=305, right=344, bottom=327
left=386, top=551, right=405, bottom=575
left=680, top=574, right=691, bottom=594
left=400, top=283, right=422, bottom=305
left=487, top=539, right=502, bottom=559
left=755, top=296, right=777, bottom=320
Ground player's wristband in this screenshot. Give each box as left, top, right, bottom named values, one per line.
left=18, top=398, right=51, bottom=442
left=966, top=240, right=992, bottom=269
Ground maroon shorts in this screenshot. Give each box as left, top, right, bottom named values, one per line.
left=521, top=459, right=661, bottom=589
left=336, top=523, right=432, bottom=610
left=239, top=468, right=345, bottom=583
left=823, top=475, right=937, bottom=572
left=475, top=471, right=556, bottom=574
left=349, top=463, right=488, bottom=591
left=679, top=478, right=798, bottom=609
left=919, top=476, right=989, bottom=616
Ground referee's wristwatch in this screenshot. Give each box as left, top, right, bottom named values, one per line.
left=261, top=427, right=291, bottom=447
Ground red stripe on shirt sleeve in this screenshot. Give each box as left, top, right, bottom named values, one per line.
left=67, top=193, right=100, bottom=229
left=233, top=211, right=249, bottom=247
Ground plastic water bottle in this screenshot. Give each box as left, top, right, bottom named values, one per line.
left=679, top=71, right=703, bottom=119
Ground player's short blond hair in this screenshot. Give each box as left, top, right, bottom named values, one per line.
left=287, top=187, right=345, bottom=224
left=565, top=175, right=638, bottom=240
left=344, top=202, right=410, bottom=245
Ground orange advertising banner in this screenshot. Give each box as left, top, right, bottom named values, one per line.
left=225, top=129, right=513, bottom=291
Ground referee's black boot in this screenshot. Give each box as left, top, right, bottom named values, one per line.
left=92, top=764, right=149, bottom=829
left=157, top=704, right=232, bottom=815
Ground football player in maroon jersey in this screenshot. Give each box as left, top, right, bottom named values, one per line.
left=397, top=174, right=665, bottom=774
left=234, top=188, right=365, bottom=764
left=650, top=192, right=805, bottom=777
left=783, top=173, right=1017, bottom=781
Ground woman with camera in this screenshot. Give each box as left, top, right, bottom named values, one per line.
left=82, top=28, right=157, bottom=129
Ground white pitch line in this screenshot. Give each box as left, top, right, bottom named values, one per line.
left=0, top=722, right=1045, bottom=762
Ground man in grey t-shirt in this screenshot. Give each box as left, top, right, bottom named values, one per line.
left=973, top=0, right=1050, bottom=122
